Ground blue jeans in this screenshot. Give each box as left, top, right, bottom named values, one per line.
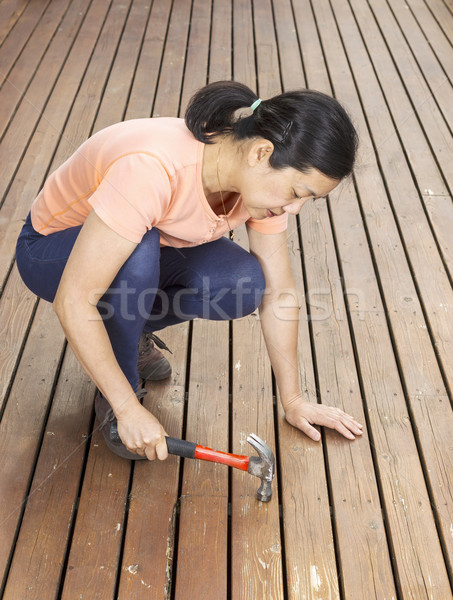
left=16, top=214, right=265, bottom=391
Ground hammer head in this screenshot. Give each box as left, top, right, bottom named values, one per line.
left=246, top=433, right=275, bottom=502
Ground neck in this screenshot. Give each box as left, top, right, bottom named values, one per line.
left=202, top=134, right=237, bottom=197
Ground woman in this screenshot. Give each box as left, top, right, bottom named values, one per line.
left=16, top=81, right=363, bottom=462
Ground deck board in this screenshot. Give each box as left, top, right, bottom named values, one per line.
left=1, top=0, right=452, bottom=598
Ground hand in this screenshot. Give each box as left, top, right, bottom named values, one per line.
left=284, top=396, right=363, bottom=441
left=116, top=402, right=169, bottom=461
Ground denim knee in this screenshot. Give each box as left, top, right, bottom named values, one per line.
left=191, top=252, right=265, bottom=320
left=231, top=253, right=266, bottom=317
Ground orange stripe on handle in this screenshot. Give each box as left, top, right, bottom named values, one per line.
left=194, top=445, right=250, bottom=471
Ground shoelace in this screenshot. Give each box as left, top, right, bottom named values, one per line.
left=141, top=332, right=173, bottom=354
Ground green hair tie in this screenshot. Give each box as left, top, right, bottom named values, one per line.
left=250, top=98, right=262, bottom=112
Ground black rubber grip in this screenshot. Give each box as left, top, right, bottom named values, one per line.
left=165, top=436, right=197, bottom=459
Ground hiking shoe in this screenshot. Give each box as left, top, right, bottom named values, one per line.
left=138, top=333, right=172, bottom=381
left=94, top=389, right=148, bottom=460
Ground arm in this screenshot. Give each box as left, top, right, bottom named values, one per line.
left=247, top=225, right=363, bottom=441
left=53, top=210, right=168, bottom=460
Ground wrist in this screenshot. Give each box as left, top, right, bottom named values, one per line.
left=110, top=392, right=141, bottom=419
left=280, top=391, right=303, bottom=412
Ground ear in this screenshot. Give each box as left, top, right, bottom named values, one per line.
left=247, top=139, right=274, bottom=167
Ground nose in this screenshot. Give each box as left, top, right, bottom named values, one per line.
left=283, top=199, right=306, bottom=215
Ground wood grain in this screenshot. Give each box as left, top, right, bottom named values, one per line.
left=0, top=299, right=64, bottom=589
left=173, top=319, right=229, bottom=600
left=117, top=324, right=189, bottom=599
left=2, top=347, right=94, bottom=599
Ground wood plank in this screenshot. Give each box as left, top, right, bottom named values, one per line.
left=2, top=347, right=94, bottom=599
left=59, top=433, right=132, bottom=599
left=0, top=0, right=114, bottom=290
left=252, top=3, right=341, bottom=598
left=46, top=0, right=132, bottom=171
left=61, top=2, right=190, bottom=593
left=272, top=0, right=305, bottom=88
left=153, top=0, right=192, bottom=118
left=179, top=0, right=211, bottom=113
left=278, top=218, right=341, bottom=600
left=311, top=0, right=453, bottom=595
left=117, top=324, right=188, bottom=599
left=328, top=0, right=453, bottom=577
left=125, top=0, right=173, bottom=120
left=0, top=0, right=50, bottom=86
left=404, top=0, right=453, bottom=77
left=92, top=0, right=153, bottom=132
left=328, top=180, right=453, bottom=596
left=0, top=0, right=72, bottom=138
left=0, top=0, right=91, bottom=204
left=291, top=0, right=331, bottom=93
left=0, top=300, right=64, bottom=590
left=230, top=233, right=284, bottom=600
left=209, top=0, right=232, bottom=82
left=226, top=7, right=284, bottom=596
left=0, top=266, right=37, bottom=409
left=302, top=201, right=397, bottom=599
left=173, top=319, right=229, bottom=600
left=349, top=0, right=453, bottom=192
left=0, top=0, right=30, bottom=46
left=50, top=2, right=151, bottom=596
left=232, top=0, right=255, bottom=86
left=290, top=2, right=398, bottom=595
left=360, top=0, right=453, bottom=250
left=320, top=0, right=453, bottom=402
left=423, top=0, right=453, bottom=45
left=252, top=0, right=281, bottom=97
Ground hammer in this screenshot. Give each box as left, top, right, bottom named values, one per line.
left=166, top=433, right=275, bottom=502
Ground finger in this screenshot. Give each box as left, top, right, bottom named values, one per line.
left=334, top=422, right=356, bottom=440
left=144, top=447, right=157, bottom=461
left=339, top=414, right=364, bottom=435
left=298, top=418, right=321, bottom=442
left=155, top=437, right=169, bottom=461
left=341, top=412, right=363, bottom=430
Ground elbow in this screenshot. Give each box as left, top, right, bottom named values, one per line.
left=53, top=288, right=83, bottom=321
left=53, top=290, right=72, bottom=321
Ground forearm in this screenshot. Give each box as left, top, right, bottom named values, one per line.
left=259, top=288, right=301, bottom=409
left=53, top=297, right=139, bottom=417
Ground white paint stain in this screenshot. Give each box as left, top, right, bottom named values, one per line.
left=292, top=566, right=300, bottom=594
left=115, top=523, right=121, bottom=533
left=450, top=523, right=453, bottom=538
left=258, top=558, right=268, bottom=569
left=310, top=565, right=321, bottom=591
left=235, top=360, right=241, bottom=371
left=128, top=564, right=139, bottom=575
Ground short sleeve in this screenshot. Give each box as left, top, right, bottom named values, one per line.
left=88, top=153, right=172, bottom=243
left=246, top=212, right=288, bottom=234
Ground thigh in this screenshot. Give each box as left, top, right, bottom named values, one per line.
left=155, top=237, right=265, bottom=322
left=159, top=237, right=264, bottom=291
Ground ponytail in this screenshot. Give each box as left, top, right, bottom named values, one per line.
left=185, top=81, right=358, bottom=180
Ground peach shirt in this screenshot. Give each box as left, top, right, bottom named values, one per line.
left=31, top=118, right=287, bottom=246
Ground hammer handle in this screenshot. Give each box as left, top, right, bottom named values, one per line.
left=165, top=437, right=250, bottom=472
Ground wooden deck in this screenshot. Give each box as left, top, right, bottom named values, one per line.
left=0, top=0, right=452, bottom=598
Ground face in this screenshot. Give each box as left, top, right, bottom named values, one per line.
left=238, top=141, right=339, bottom=220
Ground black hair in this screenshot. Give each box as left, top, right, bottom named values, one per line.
left=185, top=80, right=358, bottom=180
